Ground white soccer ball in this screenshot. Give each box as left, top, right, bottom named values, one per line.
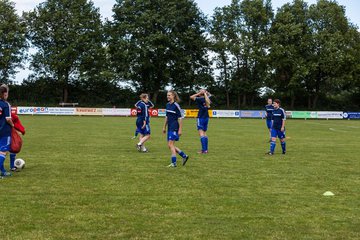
left=14, top=158, right=26, bottom=170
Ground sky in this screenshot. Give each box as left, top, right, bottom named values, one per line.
left=11, top=0, right=360, bottom=83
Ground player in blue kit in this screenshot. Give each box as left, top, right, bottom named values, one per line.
left=265, top=98, right=274, bottom=141
left=0, top=85, right=14, bottom=178
left=267, top=99, right=286, bottom=155
left=135, top=94, right=151, bottom=152
left=132, top=98, right=154, bottom=139
left=190, top=89, right=211, bottom=153
left=162, top=90, right=189, bottom=168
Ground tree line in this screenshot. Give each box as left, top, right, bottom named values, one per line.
left=1, top=0, right=359, bottom=110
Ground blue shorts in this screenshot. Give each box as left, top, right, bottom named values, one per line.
left=197, top=118, right=209, bottom=131
left=271, top=129, right=286, bottom=139
left=136, top=121, right=151, bottom=135
left=167, top=130, right=179, bottom=142
left=266, top=119, right=272, bottom=129
left=0, top=136, right=11, bottom=152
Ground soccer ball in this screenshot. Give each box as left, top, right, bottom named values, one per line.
left=14, top=158, right=26, bottom=170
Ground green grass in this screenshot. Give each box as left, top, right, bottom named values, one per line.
left=1, top=116, right=360, bottom=239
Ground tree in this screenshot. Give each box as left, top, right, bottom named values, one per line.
left=0, top=0, right=27, bottom=83
left=210, top=6, right=233, bottom=108
left=25, top=0, right=105, bottom=103
left=307, top=0, right=358, bottom=109
left=210, top=0, right=272, bottom=108
left=107, top=0, right=211, bottom=103
left=269, top=0, right=311, bottom=109
left=232, top=0, right=273, bottom=107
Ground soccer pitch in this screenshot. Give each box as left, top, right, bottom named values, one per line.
left=1, top=116, right=360, bottom=239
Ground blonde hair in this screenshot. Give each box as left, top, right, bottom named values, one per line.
left=168, top=90, right=180, bottom=103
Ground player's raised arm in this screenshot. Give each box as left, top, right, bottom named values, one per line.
left=190, top=89, right=204, bottom=101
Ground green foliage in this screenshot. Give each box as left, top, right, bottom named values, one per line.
left=269, top=0, right=312, bottom=108
left=106, top=0, right=211, bottom=102
left=1, top=117, right=360, bottom=239
left=210, top=0, right=273, bottom=108
left=25, top=0, right=106, bottom=102
left=2, top=0, right=359, bottom=109
left=0, top=0, right=27, bottom=83
left=306, top=0, right=359, bottom=108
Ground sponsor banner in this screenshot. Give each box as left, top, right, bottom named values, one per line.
left=158, top=109, right=166, bottom=117
left=131, top=108, right=137, bottom=116
left=240, top=110, right=266, bottom=118
left=185, top=109, right=199, bottom=118
left=131, top=108, right=159, bottom=117
left=317, top=111, right=343, bottom=119
left=291, top=111, right=318, bottom=119
left=75, top=108, right=102, bottom=116
left=343, top=112, right=360, bottom=119
left=212, top=110, right=240, bottom=118
left=17, top=107, right=76, bottom=115
left=285, top=111, right=292, bottom=118
left=149, top=109, right=159, bottom=117
left=102, top=108, right=131, bottom=116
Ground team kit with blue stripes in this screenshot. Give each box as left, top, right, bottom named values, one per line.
left=133, top=91, right=287, bottom=167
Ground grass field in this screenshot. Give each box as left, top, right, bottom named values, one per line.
left=1, top=116, right=360, bottom=239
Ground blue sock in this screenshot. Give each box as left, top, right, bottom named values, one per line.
left=171, top=155, right=177, bottom=165
left=10, top=153, right=16, bottom=168
left=270, top=141, right=276, bottom=153
left=204, top=136, right=208, bottom=151
left=0, top=154, right=6, bottom=173
left=281, top=141, right=286, bottom=153
left=200, top=137, right=206, bottom=151
left=178, top=151, right=187, bottom=158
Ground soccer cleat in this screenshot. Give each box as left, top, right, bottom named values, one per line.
left=266, top=151, right=274, bottom=155
left=10, top=167, right=18, bottom=172
left=197, top=150, right=208, bottom=154
left=1, top=172, right=12, bottom=177
left=282, top=151, right=286, bottom=155
left=141, top=145, right=148, bottom=153
left=182, top=155, right=189, bottom=166
left=167, top=163, right=177, bottom=168
left=136, top=144, right=142, bottom=152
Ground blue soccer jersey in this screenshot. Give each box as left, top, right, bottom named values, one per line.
left=195, top=97, right=210, bottom=118
left=136, top=101, right=150, bottom=135
left=135, top=100, right=154, bottom=123
left=0, top=100, right=11, bottom=138
left=136, top=101, right=148, bottom=122
left=271, top=107, right=286, bottom=130
left=166, top=102, right=184, bottom=131
left=265, top=104, right=274, bottom=120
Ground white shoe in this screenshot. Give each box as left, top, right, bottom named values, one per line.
left=167, top=163, right=177, bottom=168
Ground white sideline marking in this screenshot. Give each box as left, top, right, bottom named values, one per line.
left=329, top=128, right=348, bottom=133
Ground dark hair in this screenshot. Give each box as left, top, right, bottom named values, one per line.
left=274, top=99, right=281, bottom=105
left=139, top=93, right=148, bottom=100
left=0, top=85, right=8, bottom=99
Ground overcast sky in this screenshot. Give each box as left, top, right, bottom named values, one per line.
left=11, top=0, right=360, bottom=83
